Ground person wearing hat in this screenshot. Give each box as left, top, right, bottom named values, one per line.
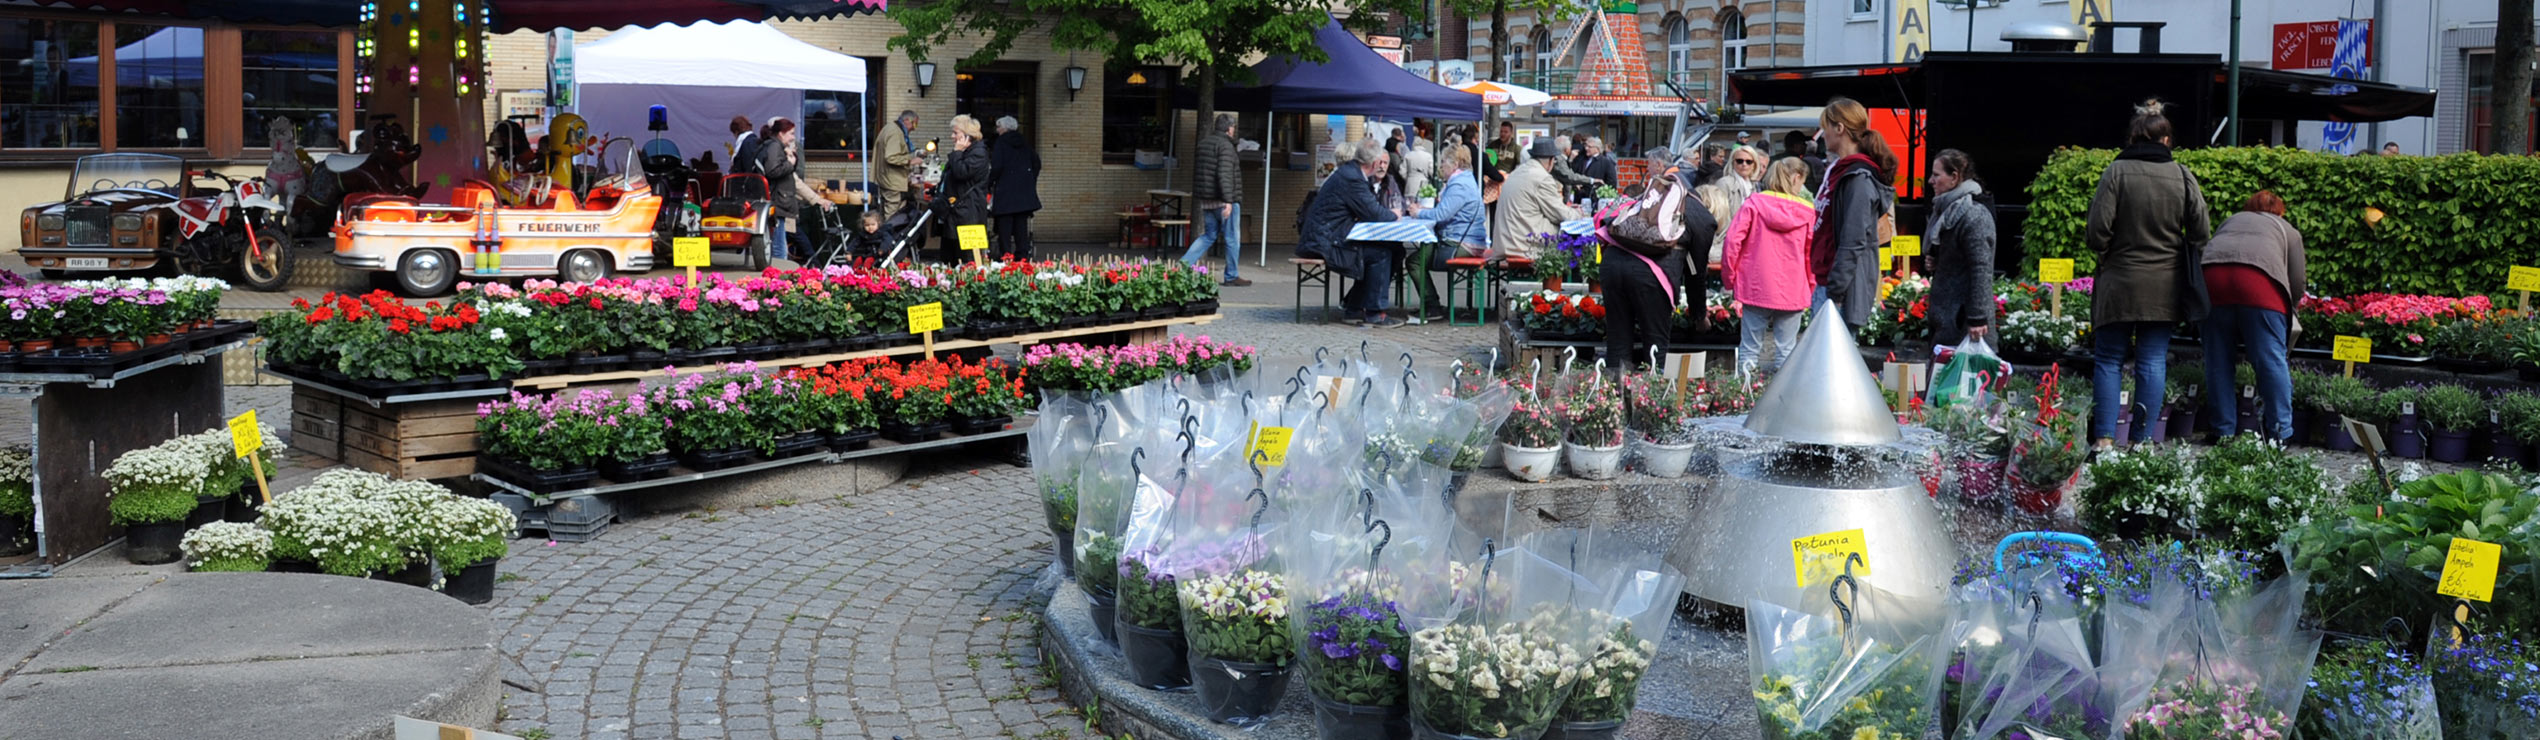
left=1489, top=138, right=1577, bottom=262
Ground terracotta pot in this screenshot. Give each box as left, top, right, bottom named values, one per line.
left=143, top=334, right=171, bottom=346
left=73, top=337, right=106, bottom=349
left=0, top=340, right=13, bottom=352
left=19, top=339, right=52, bottom=352
left=1541, top=276, right=1563, bottom=292
left=107, top=340, right=139, bottom=353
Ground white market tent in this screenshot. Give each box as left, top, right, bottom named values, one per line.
left=574, top=20, right=869, bottom=183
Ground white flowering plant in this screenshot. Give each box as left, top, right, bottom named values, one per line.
left=1998, top=310, right=2091, bottom=354
left=1408, top=615, right=1583, bottom=739
left=104, top=441, right=209, bottom=525
left=421, top=496, right=515, bottom=570
left=1559, top=619, right=1658, bottom=724
left=180, top=521, right=272, bottom=572
left=1177, top=569, right=1292, bottom=665
left=0, top=445, right=31, bottom=519
left=258, top=469, right=441, bottom=576
left=2076, top=443, right=2195, bottom=536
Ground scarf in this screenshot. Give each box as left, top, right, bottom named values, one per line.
left=1809, top=154, right=1882, bottom=278
left=2115, top=141, right=2174, bottom=163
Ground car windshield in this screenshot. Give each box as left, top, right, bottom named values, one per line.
left=69, top=153, right=185, bottom=199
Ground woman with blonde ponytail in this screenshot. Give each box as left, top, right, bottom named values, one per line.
left=1810, top=97, right=1896, bottom=329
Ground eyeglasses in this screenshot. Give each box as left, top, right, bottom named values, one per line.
left=1733, top=158, right=1759, bottom=166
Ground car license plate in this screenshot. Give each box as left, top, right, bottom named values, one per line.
left=64, top=258, right=108, bottom=269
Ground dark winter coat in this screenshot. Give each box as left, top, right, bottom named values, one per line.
left=988, top=134, right=1041, bottom=215
left=1298, top=164, right=1395, bottom=278
left=941, top=139, right=992, bottom=226
left=758, top=137, right=804, bottom=220
left=2086, top=142, right=2213, bottom=326
left=1812, top=155, right=1889, bottom=328
left=1193, top=131, right=1241, bottom=205
left=1926, top=179, right=1998, bottom=343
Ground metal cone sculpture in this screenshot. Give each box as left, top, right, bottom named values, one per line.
left=1744, top=301, right=1903, bottom=447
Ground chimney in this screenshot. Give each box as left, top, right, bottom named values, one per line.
left=2001, top=21, right=2088, bottom=53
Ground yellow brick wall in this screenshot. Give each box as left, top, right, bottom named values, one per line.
left=484, top=17, right=1337, bottom=248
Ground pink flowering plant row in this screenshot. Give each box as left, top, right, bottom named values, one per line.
left=0, top=276, right=227, bottom=345
left=1021, top=336, right=1256, bottom=393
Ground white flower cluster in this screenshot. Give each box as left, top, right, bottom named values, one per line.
left=1999, top=310, right=2092, bottom=352
left=1573, top=616, right=1656, bottom=703
left=103, top=441, right=210, bottom=499
left=180, top=521, right=271, bottom=567
left=1178, top=569, right=1288, bottom=621
left=419, top=496, right=517, bottom=556
left=1032, top=269, right=1087, bottom=287
left=0, top=444, right=31, bottom=487
left=261, top=470, right=464, bottom=572
left=1411, top=620, right=1582, bottom=701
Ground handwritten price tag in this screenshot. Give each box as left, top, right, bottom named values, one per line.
left=2511, top=265, right=2540, bottom=292
left=671, top=236, right=710, bottom=267
left=957, top=223, right=989, bottom=252
left=2038, top=258, right=2075, bottom=284
left=2437, top=537, right=2503, bottom=602
left=1248, top=424, right=1295, bottom=466
left=226, top=410, right=261, bottom=458
left=2333, top=335, right=2372, bottom=364
left=1890, top=235, right=1922, bottom=257
left=1791, top=528, right=1870, bottom=588
left=907, top=302, right=944, bottom=334
left=1878, top=246, right=1894, bottom=265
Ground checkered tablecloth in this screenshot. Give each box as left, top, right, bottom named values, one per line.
left=1559, top=217, right=1595, bottom=235
left=1346, top=219, right=1439, bottom=243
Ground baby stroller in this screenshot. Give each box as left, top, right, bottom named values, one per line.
left=876, top=191, right=937, bottom=265
left=798, top=206, right=856, bottom=269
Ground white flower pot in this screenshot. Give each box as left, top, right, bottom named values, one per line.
left=1566, top=442, right=1625, bottom=481
left=1634, top=439, right=1698, bottom=478
left=1501, top=443, right=1559, bottom=482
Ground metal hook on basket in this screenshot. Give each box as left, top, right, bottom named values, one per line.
left=1477, top=539, right=1498, bottom=596
left=2022, top=590, right=2045, bottom=642
left=1251, top=448, right=1268, bottom=485
left=1358, top=488, right=1376, bottom=527
left=1488, top=347, right=1500, bottom=375
left=1366, top=519, right=1392, bottom=570
left=1178, top=430, right=1195, bottom=461
left=1357, top=376, right=1374, bottom=408
left=1177, top=397, right=1191, bottom=420
left=2448, top=599, right=2476, bottom=648
left=1245, top=488, right=1270, bottom=532
left=1401, top=368, right=1417, bottom=398
left=1129, top=447, right=1145, bottom=480
left=2382, top=616, right=2414, bottom=647
left=1359, top=339, right=1369, bottom=363
left=1093, top=403, right=1110, bottom=435
left=1315, top=347, right=1329, bottom=365
left=1830, top=552, right=1864, bottom=631
left=1561, top=346, right=1578, bottom=374
left=1648, top=345, right=1661, bottom=371
left=1311, top=391, right=1331, bottom=416
left=1400, top=351, right=1415, bottom=374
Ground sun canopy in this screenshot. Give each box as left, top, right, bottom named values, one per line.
left=36, top=0, right=884, bottom=32
left=1198, top=18, right=1485, bottom=120
left=576, top=20, right=865, bottom=92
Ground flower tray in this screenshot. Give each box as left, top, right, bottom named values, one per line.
left=825, top=428, right=879, bottom=451
left=1137, top=306, right=1176, bottom=320
left=627, top=349, right=668, bottom=368
left=20, top=347, right=119, bottom=374
left=736, top=343, right=782, bottom=361
left=873, top=332, right=919, bottom=347
left=679, top=446, right=756, bottom=472
left=950, top=415, right=1013, bottom=435
left=1101, top=310, right=1137, bottom=324
left=677, top=347, right=738, bottom=365
left=478, top=455, right=599, bottom=494
left=839, top=334, right=879, bottom=351
left=1180, top=299, right=1220, bottom=316
left=1058, top=316, right=1092, bottom=330
left=569, top=353, right=629, bottom=372
left=769, top=432, right=827, bottom=459
left=879, top=420, right=949, bottom=443
left=520, top=357, right=568, bottom=375
left=776, top=339, right=827, bottom=358
left=598, top=453, right=678, bottom=482
left=966, top=319, right=1016, bottom=338
left=936, top=325, right=968, bottom=340
left=2434, top=356, right=2510, bottom=375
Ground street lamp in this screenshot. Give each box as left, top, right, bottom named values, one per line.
left=915, top=61, right=938, bottom=97
left=1938, top=0, right=2000, bottom=52
left=1065, top=65, right=1087, bottom=101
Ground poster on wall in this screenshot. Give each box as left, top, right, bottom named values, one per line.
left=548, top=30, right=575, bottom=108
left=499, top=90, right=547, bottom=122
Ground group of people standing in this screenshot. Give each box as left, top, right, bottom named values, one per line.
left=732, top=109, right=1044, bottom=266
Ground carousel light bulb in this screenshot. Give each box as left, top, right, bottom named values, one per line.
left=408, top=65, right=419, bottom=85
left=408, top=0, right=419, bottom=11
left=455, top=38, right=468, bottom=59
left=408, top=27, right=419, bottom=50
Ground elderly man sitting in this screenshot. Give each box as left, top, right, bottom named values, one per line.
left=1299, top=142, right=1407, bottom=328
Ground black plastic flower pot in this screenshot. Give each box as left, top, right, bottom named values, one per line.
left=627, top=349, right=667, bottom=368
left=770, top=432, right=827, bottom=459
left=599, top=453, right=678, bottom=482
left=686, top=346, right=738, bottom=362
left=521, top=357, right=568, bottom=376
left=880, top=420, right=949, bottom=443
left=2489, top=434, right=2528, bottom=468
left=481, top=456, right=599, bottom=494
left=1410, top=713, right=1518, bottom=740
left=1114, top=621, right=1190, bottom=691
left=680, top=447, right=755, bottom=471
left=185, top=494, right=227, bottom=530
left=371, top=560, right=434, bottom=589
left=1052, top=528, right=1075, bottom=579
left=825, top=428, right=879, bottom=452
left=2390, top=417, right=2427, bottom=459
left=1191, top=658, right=1291, bottom=726
left=439, top=557, right=500, bottom=605
left=223, top=487, right=262, bottom=523
left=0, top=513, right=29, bottom=556
left=1544, top=719, right=1626, bottom=740
left=1309, top=693, right=1408, bottom=740
left=2430, top=427, right=2473, bottom=463
left=123, top=520, right=183, bottom=565
left=1139, top=306, right=1177, bottom=320
left=950, top=415, right=1013, bottom=436
left=1086, top=591, right=1118, bottom=643
left=269, top=557, right=321, bottom=573
left=2322, top=420, right=2360, bottom=452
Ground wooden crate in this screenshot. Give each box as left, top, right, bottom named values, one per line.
left=290, top=389, right=481, bottom=481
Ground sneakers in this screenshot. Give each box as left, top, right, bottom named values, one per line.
left=1365, top=315, right=1405, bottom=329
left=1340, top=316, right=1365, bottom=326
left=1222, top=277, right=1254, bottom=287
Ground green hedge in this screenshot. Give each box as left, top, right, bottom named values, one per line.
left=2020, top=147, right=2540, bottom=296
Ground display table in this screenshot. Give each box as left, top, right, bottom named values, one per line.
left=270, top=313, right=1218, bottom=482
left=3, top=335, right=257, bottom=576
left=477, top=418, right=1033, bottom=504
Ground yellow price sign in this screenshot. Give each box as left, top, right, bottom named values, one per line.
left=1790, top=528, right=1870, bottom=588
left=2437, top=537, right=2504, bottom=602
left=2038, top=258, right=2076, bottom=284
left=1889, top=235, right=1922, bottom=257
left=957, top=223, right=989, bottom=252
left=2511, top=266, right=2540, bottom=293
left=671, top=236, right=711, bottom=267
left=907, top=302, right=945, bottom=334
left=2333, top=335, right=2372, bottom=364
left=1248, top=424, right=1296, bottom=466
left=226, top=410, right=262, bottom=458
left=1878, top=246, right=1894, bottom=265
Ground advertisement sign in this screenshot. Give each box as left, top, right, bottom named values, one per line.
left=1367, top=34, right=1405, bottom=67
left=547, top=30, right=575, bottom=108
left=2321, top=19, right=2368, bottom=154
left=2273, top=20, right=2372, bottom=70
left=1893, top=0, right=1930, bottom=63
left=1543, top=98, right=1683, bottom=117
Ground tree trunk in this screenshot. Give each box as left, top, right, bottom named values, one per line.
left=2496, top=0, right=2535, bottom=154
left=1489, top=0, right=1507, bottom=132
left=1194, top=64, right=1219, bottom=191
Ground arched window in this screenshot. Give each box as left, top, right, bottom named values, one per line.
left=1663, top=14, right=1692, bottom=87
left=1530, top=25, right=1554, bottom=82
left=1719, top=9, right=1749, bottom=72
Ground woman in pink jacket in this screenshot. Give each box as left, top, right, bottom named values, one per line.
left=1722, top=157, right=1819, bottom=375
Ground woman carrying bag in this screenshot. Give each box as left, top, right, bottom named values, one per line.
left=1598, top=161, right=1716, bottom=375
left=2200, top=190, right=2307, bottom=440
left=1925, top=149, right=1996, bottom=354
left=2083, top=99, right=2212, bottom=449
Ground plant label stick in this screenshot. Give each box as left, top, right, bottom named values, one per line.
left=226, top=410, right=270, bottom=505
left=672, top=236, right=710, bottom=290
left=2342, top=415, right=2394, bottom=499
left=1891, top=235, right=1920, bottom=278
left=2435, top=537, right=2502, bottom=603
left=2038, top=258, right=2074, bottom=318
left=957, top=223, right=989, bottom=266
left=2333, top=335, right=2371, bottom=378
left=2510, top=265, right=2540, bottom=314
left=907, top=302, right=944, bottom=360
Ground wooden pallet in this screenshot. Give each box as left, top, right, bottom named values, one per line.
left=291, top=386, right=480, bottom=480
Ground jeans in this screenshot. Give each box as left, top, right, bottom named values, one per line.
left=772, top=221, right=796, bottom=261
left=1341, top=245, right=1393, bottom=318
left=1739, top=306, right=1804, bottom=376
left=1177, top=203, right=1241, bottom=281
left=2092, top=322, right=2174, bottom=443
left=2203, top=306, right=2293, bottom=439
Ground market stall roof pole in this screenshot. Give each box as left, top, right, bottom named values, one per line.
left=2227, top=0, right=2241, bottom=145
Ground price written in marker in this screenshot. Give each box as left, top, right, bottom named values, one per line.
left=2510, top=265, right=2540, bottom=292
left=2437, top=537, right=2503, bottom=602
left=2333, top=335, right=2372, bottom=364
left=957, top=224, right=989, bottom=251
left=226, top=410, right=262, bottom=458
left=907, top=302, right=945, bottom=335
left=1790, top=528, right=1871, bottom=588
left=672, top=236, right=710, bottom=289
left=2038, top=258, right=2076, bottom=284
left=1248, top=424, right=1295, bottom=466
left=1890, top=235, right=1922, bottom=257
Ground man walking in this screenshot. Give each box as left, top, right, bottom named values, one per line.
left=1180, top=114, right=1251, bottom=286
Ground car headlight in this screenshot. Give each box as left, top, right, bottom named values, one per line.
left=37, top=214, right=62, bottom=231
left=112, top=213, right=144, bottom=231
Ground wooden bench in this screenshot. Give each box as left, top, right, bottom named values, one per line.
left=1151, top=219, right=1192, bottom=255
left=1443, top=256, right=1489, bottom=326
left=1291, top=257, right=1350, bottom=323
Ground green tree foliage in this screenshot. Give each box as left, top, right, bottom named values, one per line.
left=2022, top=147, right=2540, bottom=296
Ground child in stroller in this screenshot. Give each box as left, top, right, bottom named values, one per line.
left=802, top=208, right=895, bottom=268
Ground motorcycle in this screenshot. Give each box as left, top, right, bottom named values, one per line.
left=288, top=113, right=427, bottom=240
left=171, top=170, right=296, bottom=291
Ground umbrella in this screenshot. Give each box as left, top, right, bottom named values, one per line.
left=1452, top=80, right=1550, bottom=107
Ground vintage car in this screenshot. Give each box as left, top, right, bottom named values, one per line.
left=332, top=137, right=662, bottom=296
left=19, top=152, right=294, bottom=290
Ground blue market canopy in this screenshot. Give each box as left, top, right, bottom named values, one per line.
left=38, top=0, right=885, bottom=32
left=1193, top=17, right=1485, bottom=120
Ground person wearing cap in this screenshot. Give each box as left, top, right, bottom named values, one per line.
left=1489, top=138, right=1575, bottom=262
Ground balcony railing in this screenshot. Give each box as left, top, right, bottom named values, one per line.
left=1503, top=67, right=1711, bottom=99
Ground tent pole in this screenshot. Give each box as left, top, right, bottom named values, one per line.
left=1259, top=111, right=1273, bottom=267
left=859, top=83, right=870, bottom=194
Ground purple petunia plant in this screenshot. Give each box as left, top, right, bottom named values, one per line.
left=1299, top=587, right=1412, bottom=709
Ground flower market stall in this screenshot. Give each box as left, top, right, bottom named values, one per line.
left=0, top=276, right=259, bottom=576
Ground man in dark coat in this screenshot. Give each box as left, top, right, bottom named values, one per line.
left=1178, top=114, right=1250, bottom=285
left=986, top=116, right=1041, bottom=260
left=1571, top=136, right=1619, bottom=201
left=1298, top=143, right=1402, bottom=327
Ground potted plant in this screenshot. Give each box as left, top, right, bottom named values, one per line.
left=2192, top=435, right=2331, bottom=552
left=2120, top=682, right=2290, bottom=739
left=2372, top=386, right=2426, bottom=459
left=1299, top=591, right=1413, bottom=739
left=1178, top=569, right=1293, bottom=726
left=2287, top=369, right=2327, bottom=445
left=474, top=389, right=608, bottom=492
left=2418, top=383, right=2482, bottom=463
left=1498, top=385, right=1562, bottom=482
left=0, top=445, right=30, bottom=557
left=179, top=521, right=273, bottom=572
left=2286, top=472, right=2540, bottom=639
left=1116, top=546, right=1190, bottom=690
left=2163, top=363, right=2203, bottom=440
left=104, top=441, right=209, bottom=565
left=2499, top=391, right=2540, bottom=470
left=594, top=389, right=676, bottom=481
left=2299, top=640, right=2441, bottom=740
left=870, top=359, right=954, bottom=443
left=2429, top=631, right=2540, bottom=740
left=1559, top=376, right=1627, bottom=481
left=1624, top=374, right=1699, bottom=478
left=2311, top=374, right=2375, bottom=451
left=423, top=496, right=515, bottom=605
left=259, top=470, right=424, bottom=578
left=2004, top=369, right=2087, bottom=515
left=1408, top=620, right=1581, bottom=740
left=946, top=356, right=1025, bottom=434
left=1548, top=619, right=1658, bottom=740
left=2076, top=443, right=2192, bottom=541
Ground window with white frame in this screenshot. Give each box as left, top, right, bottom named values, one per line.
left=1853, top=0, right=1875, bottom=17
left=1530, top=25, right=1553, bottom=83
left=1664, top=14, right=1692, bottom=77
left=1720, top=9, right=1748, bottom=72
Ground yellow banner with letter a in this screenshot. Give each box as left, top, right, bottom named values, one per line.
left=1893, top=0, right=1930, bottom=63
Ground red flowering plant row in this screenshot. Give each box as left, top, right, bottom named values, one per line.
left=259, top=260, right=1219, bottom=386
left=1512, top=290, right=1605, bottom=338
